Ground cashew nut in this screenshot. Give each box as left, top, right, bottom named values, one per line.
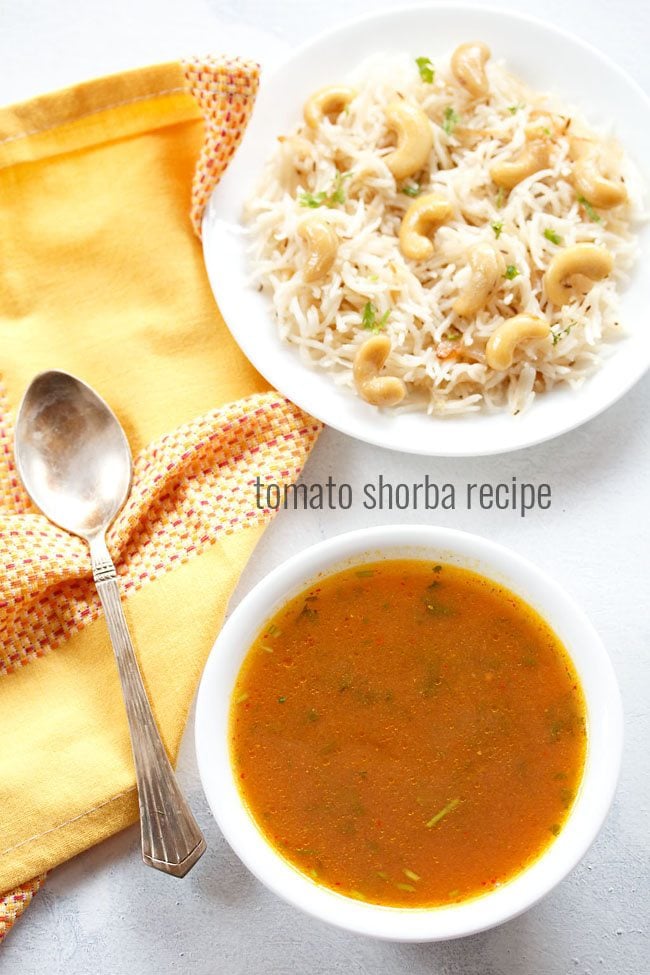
left=453, top=244, right=505, bottom=316
left=453, top=125, right=497, bottom=148
left=524, top=110, right=569, bottom=141
left=451, top=42, right=491, bottom=98
left=297, top=216, right=338, bottom=281
left=304, top=86, right=356, bottom=128
left=384, top=99, right=433, bottom=180
left=569, top=137, right=627, bottom=209
left=353, top=335, right=406, bottom=407
left=543, top=243, right=614, bottom=307
left=486, top=315, right=551, bottom=371
left=491, top=139, right=551, bottom=189
left=398, top=193, right=453, bottom=261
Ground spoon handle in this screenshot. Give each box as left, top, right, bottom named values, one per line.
left=90, top=535, right=206, bottom=878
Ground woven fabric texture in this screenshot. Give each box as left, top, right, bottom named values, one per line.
left=0, top=54, right=321, bottom=943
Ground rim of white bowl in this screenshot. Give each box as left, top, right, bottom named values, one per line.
left=202, top=3, right=650, bottom=457
left=195, top=526, right=623, bottom=941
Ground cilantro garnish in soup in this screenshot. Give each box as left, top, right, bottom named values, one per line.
left=230, top=560, right=586, bottom=907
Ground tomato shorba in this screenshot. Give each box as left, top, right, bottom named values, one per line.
left=230, top=560, right=586, bottom=907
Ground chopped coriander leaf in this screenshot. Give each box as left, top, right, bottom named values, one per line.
left=443, top=106, right=460, bottom=135
left=426, top=797, right=460, bottom=828
left=577, top=194, right=602, bottom=222
left=504, top=264, right=519, bottom=280
left=415, top=56, right=435, bottom=84
left=495, top=186, right=505, bottom=208
left=443, top=326, right=462, bottom=341
left=544, top=228, right=563, bottom=245
left=362, top=301, right=390, bottom=332
left=542, top=126, right=552, bottom=136
left=299, top=172, right=351, bottom=209
left=491, top=220, right=503, bottom=239
left=551, top=322, right=575, bottom=345
left=560, top=787, right=573, bottom=808
left=298, top=597, right=319, bottom=621
left=329, top=172, right=351, bottom=205
left=507, top=103, right=525, bottom=114
left=299, top=190, right=327, bottom=208
left=401, top=182, right=421, bottom=197
left=236, top=691, right=249, bottom=704
left=278, top=696, right=286, bottom=703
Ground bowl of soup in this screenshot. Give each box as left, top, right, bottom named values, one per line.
left=195, top=526, right=622, bottom=940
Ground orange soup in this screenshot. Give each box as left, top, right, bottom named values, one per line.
left=230, top=560, right=586, bottom=907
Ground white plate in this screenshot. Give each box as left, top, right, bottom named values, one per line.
left=202, top=4, right=650, bottom=456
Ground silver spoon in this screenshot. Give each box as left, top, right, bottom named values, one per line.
left=15, top=370, right=206, bottom=878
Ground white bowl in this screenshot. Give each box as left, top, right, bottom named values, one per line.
left=203, top=4, right=650, bottom=456
left=195, top=526, right=623, bottom=941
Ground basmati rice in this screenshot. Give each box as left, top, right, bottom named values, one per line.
left=245, top=50, right=642, bottom=416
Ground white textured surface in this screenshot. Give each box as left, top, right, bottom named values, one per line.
left=1, top=1, right=649, bottom=973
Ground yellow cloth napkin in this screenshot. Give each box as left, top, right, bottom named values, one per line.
left=0, top=60, right=320, bottom=941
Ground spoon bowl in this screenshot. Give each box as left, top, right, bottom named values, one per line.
left=15, top=371, right=131, bottom=539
